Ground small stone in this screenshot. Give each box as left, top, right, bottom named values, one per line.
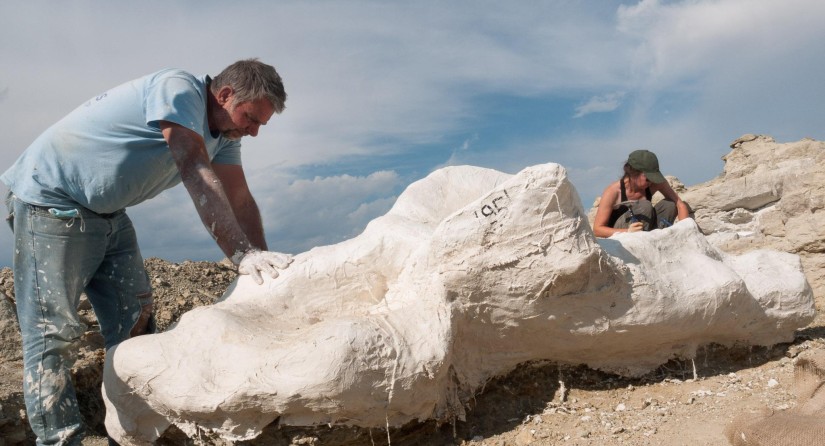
left=767, top=378, right=779, bottom=388
left=615, top=403, right=627, bottom=412
left=515, top=429, right=534, bottom=445
left=640, top=399, right=651, bottom=409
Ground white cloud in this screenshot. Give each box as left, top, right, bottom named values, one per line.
left=617, top=0, right=825, bottom=88
left=123, top=169, right=402, bottom=262
left=608, top=0, right=825, bottom=173
left=436, top=135, right=479, bottom=170
left=250, top=169, right=402, bottom=253
left=2, top=1, right=825, bottom=267
left=1, top=1, right=640, bottom=172
left=574, top=92, right=626, bottom=118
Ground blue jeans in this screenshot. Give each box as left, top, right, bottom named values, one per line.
left=6, top=194, right=152, bottom=445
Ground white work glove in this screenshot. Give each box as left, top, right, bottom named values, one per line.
left=237, top=250, right=293, bottom=285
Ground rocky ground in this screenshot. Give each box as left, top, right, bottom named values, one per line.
left=0, top=258, right=238, bottom=446
left=1, top=257, right=822, bottom=446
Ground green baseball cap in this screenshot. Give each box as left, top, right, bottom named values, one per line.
left=627, top=150, right=666, bottom=184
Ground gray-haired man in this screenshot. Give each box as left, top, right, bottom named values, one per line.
left=2, top=59, right=292, bottom=444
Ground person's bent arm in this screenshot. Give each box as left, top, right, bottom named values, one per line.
left=212, top=163, right=267, bottom=250
left=676, top=200, right=689, bottom=221
left=161, top=121, right=252, bottom=262
left=592, top=182, right=643, bottom=237
left=655, top=182, right=690, bottom=221
left=161, top=122, right=292, bottom=283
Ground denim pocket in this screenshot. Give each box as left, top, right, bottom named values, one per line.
left=29, top=206, right=87, bottom=232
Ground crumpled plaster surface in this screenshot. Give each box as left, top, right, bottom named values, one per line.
left=103, top=163, right=814, bottom=445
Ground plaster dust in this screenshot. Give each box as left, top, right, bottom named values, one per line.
left=101, top=163, right=813, bottom=445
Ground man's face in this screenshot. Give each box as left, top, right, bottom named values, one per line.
left=213, top=87, right=276, bottom=141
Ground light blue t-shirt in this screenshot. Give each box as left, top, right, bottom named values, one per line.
left=1, top=69, right=242, bottom=214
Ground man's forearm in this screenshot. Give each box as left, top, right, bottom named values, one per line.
left=163, top=124, right=254, bottom=263
left=181, top=162, right=254, bottom=262
left=233, top=197, right=268, bottom=251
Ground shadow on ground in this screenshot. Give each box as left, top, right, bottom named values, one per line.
left=152, top=339, right=800, bottom=446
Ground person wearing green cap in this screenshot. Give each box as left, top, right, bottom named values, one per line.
left=592, top=149, right=690, bottom=237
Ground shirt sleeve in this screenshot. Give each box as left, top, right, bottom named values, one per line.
left=212, top=141, right=242, bottom=165
left=144, top=71, right=205, bottom=133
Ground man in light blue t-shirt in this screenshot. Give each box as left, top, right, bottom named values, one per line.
left=2, top=59, right=293, bottom=445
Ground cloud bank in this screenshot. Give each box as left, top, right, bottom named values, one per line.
left=1, top=0, right=823, bottom=266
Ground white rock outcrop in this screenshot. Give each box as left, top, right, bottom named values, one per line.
left=681, top=135, right=825, bottom=299
left=103, top=163, right=815, bottom=445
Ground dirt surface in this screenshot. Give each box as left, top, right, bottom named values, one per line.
left=0, top=257, right=822, bottom=446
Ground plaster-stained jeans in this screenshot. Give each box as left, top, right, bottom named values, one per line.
left=6, top=194, right=151, bottom=445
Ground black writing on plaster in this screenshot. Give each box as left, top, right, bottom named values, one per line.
left=473, top=190, right=510, bottom=220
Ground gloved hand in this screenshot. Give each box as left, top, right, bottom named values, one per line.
left=238, top=250, right=293, bottom=285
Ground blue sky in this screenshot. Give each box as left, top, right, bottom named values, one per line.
left=1, top=0, right=824, bottom=267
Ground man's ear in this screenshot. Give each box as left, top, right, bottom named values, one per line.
left=216, top=86, right=234, bottom=106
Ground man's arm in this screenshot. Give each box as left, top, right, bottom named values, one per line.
left=161, top=121, right=253, bottom=263
left=212, top=163, right=268, bottom=250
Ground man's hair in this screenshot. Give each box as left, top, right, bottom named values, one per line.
left=212, top=59, right=287, bottom=113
